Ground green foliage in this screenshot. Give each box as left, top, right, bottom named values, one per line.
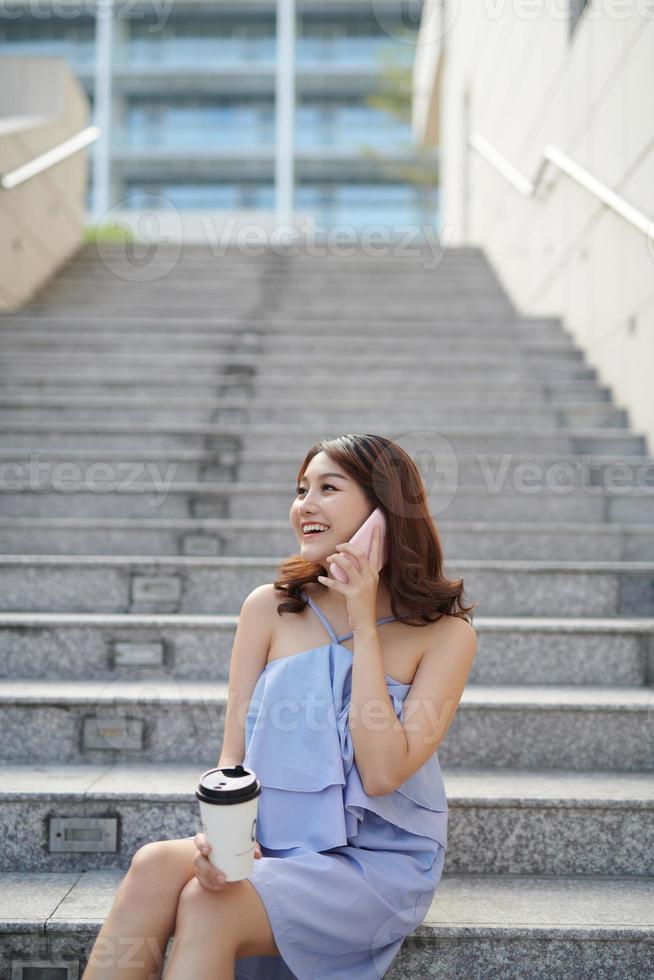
left=83, top=223, right=134, bottom=244
left=361, top=44, right=439, bottom=214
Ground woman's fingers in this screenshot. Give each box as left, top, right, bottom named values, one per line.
left=192, top=832, right=262, bottom=888
left=193, top=833, right=230, bottom=891
left=194, top=850, right=231, bottom=891
left=194, top=831, right=210, bottom=853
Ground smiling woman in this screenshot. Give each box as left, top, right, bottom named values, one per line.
left=220, top=432, right=479, bottom=978
left=282, top=432, right=476, bottom=628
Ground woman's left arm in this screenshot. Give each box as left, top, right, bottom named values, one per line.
left=318, top=525, right=477, bottom=797
left=349, top=617, right=477, bottom=796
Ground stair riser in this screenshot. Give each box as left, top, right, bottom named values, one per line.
left=0, top=700, right=651, bottom=769
left=0, top=623, right=650, bottom=685
left=0, top=563, right=652, bottom=615
left=0, top=798, right=651, bottom=876
left=3, top=523, right=654, bottom=559
left=0, top=319, right=561, bottom=336
left=387, top=935, right=654, bottom=979
left=0, top=406, right=628, bottom=429
left=4, top=488, right=653, bottom=523
left=0, top=352, right=587, bottom=372
left=0, top=431, right=645, bottom=454
left=0, top=912, right=650, bottom=980
left=0, top=335, right=575, bottom=352
left=2, top=452, right=649, bottom=489
left=0, top=382, right=612, bottom=402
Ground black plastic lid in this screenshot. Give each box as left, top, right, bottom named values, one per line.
left=195, top=764, right=261, bottom=805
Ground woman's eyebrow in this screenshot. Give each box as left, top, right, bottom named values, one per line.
left=298, top=472, right=350, bottom=483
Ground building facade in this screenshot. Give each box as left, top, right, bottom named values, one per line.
left=1, top=0, right=438, bottom=235
left=413, top=0, right=654, bottom=451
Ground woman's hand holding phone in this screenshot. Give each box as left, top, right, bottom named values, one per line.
left=328, top=507, right=387, bottom=582
left=317, top=507, right=388, bottom=633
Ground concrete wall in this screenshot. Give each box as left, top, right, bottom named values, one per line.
left=414, top=2, right=654, bottom=453
left=0, top=56, right=93, bottom=309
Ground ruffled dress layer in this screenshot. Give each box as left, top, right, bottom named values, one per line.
left=233, top=593, right=448, bottom=979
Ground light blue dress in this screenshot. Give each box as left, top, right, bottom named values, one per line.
left=235, top=590, right=448, bottom=979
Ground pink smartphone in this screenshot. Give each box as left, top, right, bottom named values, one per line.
left=329, top=507, right=388, bottom=583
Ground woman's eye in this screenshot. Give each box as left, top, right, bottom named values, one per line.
left=296, top=484, right=335, bottom=496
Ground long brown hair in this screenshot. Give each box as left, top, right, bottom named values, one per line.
left=273, top=433, right=478, bottom=626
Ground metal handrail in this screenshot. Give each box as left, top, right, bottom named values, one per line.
left=469, top=131, right=654, bottom=243
left=0, top=124, right=100, bottom=190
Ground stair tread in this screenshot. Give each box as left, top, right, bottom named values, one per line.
left=1, top=517, right=654, bottom=532
left=0, top=679, right=651, bottom=707
left=0, top=554, right=653, bottom=570
left=1, top=870, right=651, bottom=936
left=0, top=761, right=651, bottom=804
left=0, top=611, right=652, bottom=630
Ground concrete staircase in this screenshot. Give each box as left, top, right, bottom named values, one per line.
left=0, top=243, right=652, bottom=979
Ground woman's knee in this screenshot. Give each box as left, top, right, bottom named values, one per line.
left=129, top=840, right=167, bottom=874
left=127, top=838, right=196, bottom=891
left=176, top=875, right=235, bottom=918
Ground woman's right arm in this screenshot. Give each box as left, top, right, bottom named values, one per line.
left=216, top=582, right=277, bottom=769
left=193, top=585, right=275, bottom=891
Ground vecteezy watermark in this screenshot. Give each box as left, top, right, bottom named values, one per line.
left=375, top=430, right=460, bottom=520
left=475, top=453, right=654, bottom=495
left=0, top=454, right=179, bottom=508
left=93, top=194, right=184, bottom=283
left=90, top=196, right=452, bottom=277
left=227, top=688, right=455, bottom=745
left=90, top=666, right=189, bottom=756
left=199, top=215, right=454, bottom=271
left=371, top=0, right=654, bottom=49
left=0, top=0, right=176, bottom=31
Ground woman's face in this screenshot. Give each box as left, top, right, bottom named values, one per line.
left=290, top=451, right=372, bottom=570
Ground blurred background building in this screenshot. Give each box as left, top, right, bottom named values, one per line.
left=1, top=0, right=438, bottom=235
left=413, top=0, right=654, bottom=450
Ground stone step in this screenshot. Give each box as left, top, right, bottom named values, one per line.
left=0, top=399, right=628, bottom=431
left=0, top=346, right=585, bottom=368
left=0, top=363, right=601, bottom=383
left=0, top=870, right=651, bottom=979
left=0, top=309, right=556, bottom=327
left=0, top=762, right=651, bottom=876
left=0, top=379, right=612, bottom=403
left=0, top=611, right=650, bottom=686
left=24, top=298, right=518, bottom=317
left=35, top=277, right=509, bottom=296
left=0, top=555, right=653, bottom=616
left=0, top=315, right=565, bottom=339
left=3, top=480, right=653, bottom=524
left=0, top=421, right=644, bottom=454
left=31, top=270, right=507, bottom=289
left=3, top=448, right=649, bottom=490
left=1, top=518, right=654, bottom=561
left=0, top=330, right=575, bottom=351
left=0, top=678, right=651, bottom=768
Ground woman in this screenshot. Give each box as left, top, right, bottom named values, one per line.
left=82, top=433, right=478, bottom=980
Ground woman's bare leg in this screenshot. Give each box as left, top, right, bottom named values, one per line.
left=82, top=837, right=199, bottom=980
left=162, top=876, right=279, bottom=980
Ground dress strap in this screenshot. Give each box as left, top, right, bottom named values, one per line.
left=300, top=590, right=397, bottom=645
left=337, top=616, right=396, bottom=644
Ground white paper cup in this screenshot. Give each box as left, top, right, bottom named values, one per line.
left=195, top=764, right=261, bottom=881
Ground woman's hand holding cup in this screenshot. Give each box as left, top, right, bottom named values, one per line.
left=193, top=831, right=262, bottom=892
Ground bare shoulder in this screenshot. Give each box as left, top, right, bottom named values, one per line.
left=422, top=613, right=477, bottom=659
left=241, top=582, right=279, bottom=612
left=240, top=583, right=279, bottom=630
